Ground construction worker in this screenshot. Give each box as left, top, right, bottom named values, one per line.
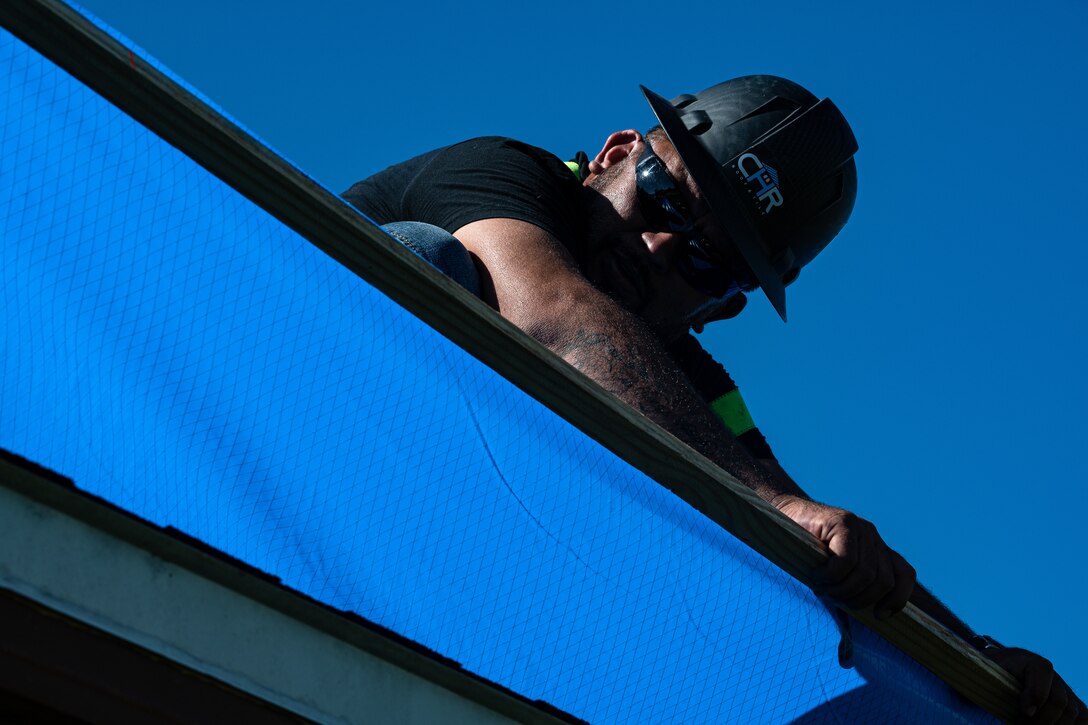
left=344, top=76, right=1083, bottom=722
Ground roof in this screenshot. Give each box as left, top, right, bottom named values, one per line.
left=0, top=449, right=575, bottom=723
left=0, top=2, right=1018, bottom=721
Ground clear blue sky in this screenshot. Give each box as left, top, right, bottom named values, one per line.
left=79, top=0, right=1087, bottom=696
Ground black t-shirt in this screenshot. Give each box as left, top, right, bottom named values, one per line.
left=342, top=136, right=774, bottom=460
left=342, top=136, right=587, bottom=258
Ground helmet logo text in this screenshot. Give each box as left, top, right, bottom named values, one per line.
left=735, top=152, right=783, bottom=214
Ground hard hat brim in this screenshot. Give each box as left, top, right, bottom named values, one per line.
left=640, top=85, right=789, bottom=322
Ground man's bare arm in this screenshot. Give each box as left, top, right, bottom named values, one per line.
left=456, top=218, right=1085, bottom=718
left=456, top=217, right=913, bottom=614
left=461, top=219, right=785, bottom=491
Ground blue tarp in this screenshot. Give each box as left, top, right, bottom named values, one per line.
left=0, top=12, right=994, bottom=723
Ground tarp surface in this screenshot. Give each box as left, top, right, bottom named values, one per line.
left=0, top=13, right=994, bottom=723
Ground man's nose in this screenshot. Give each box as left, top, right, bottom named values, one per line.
left=642, top=230, right=687, bottom=268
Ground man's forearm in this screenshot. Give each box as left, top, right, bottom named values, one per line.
left=541, top=301, right=786, bottom=502
left=521, top=285, right=927, bottom=622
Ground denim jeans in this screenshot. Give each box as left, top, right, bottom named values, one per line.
left=383, top=222, right=481, bottom=298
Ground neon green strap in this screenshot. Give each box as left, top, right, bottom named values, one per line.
left=564, top=160, right=582, bottom=181
left=710, top=389, right=756, bottom=437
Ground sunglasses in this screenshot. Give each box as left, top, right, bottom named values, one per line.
left=634, top=142, right=757, bottom=299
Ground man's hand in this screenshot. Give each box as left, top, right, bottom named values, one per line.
left=982, top=647, right=1086, bottom=724
left=772, top=494, right=916, bottom=618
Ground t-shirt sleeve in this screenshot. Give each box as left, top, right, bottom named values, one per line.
left=666, top=333, right=776, bottom=461
left=342, top=137, right=585, bottom=253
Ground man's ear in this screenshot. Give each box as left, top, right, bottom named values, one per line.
left=586, top=130, right=642, bottom=176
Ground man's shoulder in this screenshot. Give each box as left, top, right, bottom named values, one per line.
left=343, top=135, right=585, bottom=243
left=434, top=136, right=571, bottom=175
left=347, top=136, right=573, bottom=194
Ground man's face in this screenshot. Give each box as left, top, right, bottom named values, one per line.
left=581, top=134, right=745, bottom=339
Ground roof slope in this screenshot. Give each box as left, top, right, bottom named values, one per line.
left=0, top=2, right=1014, bottom=721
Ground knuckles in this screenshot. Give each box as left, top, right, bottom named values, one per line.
left=875, top=567, right=895, bottom=589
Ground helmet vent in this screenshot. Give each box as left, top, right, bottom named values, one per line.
left=670, top=93, right=698, bottom=109
left=734, top=96, right=805, bottom=149
left=735, top=96, right=802, bottom=125
left=812, top=172, right=846, bottom=216
left=680, top=109, right=712, bottom=135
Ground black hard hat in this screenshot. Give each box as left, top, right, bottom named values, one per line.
left=641, top=76, right=858, bottom=322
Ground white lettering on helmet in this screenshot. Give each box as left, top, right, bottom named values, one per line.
left=735, top=152, right=783, bottom=214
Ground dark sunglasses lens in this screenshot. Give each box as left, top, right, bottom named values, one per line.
left=637, top=144, right=758, bottom=300
left=635, top=149, right=692, bottom=232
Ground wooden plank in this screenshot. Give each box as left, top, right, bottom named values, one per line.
left=0, top=2, right=1021, bottom=720
left=0, top=588, right=308, bottom=724
left=0, top=454, right=577, bottom=725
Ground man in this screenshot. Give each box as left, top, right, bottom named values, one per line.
left=344, top=76, right=1083, bottom=722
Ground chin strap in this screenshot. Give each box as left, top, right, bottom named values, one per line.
left=699, top=292, right=748, bottom=327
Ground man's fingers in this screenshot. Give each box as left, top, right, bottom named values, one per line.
left=820, top=523, right=859, bottom=580
left=1047, top=673, right=1074, bottom=725
left=874, top=552, right=916, bottom=618
left=985, top=648, right=1081, bottom=724
left=808, top=513, right=866, bottom=586
left=810, top=521, right=915, bottom=613
left=1059, top=694, right=1082, bottom=725
left=814, top=555, right=891, bottom=609
left=1019, top=655, right=1055, bottom=718
left=1040, top=678, right=1068, bottom=723
left=1035, top=679, right=1070, bottom=722
left=847, top=543, right=897, bottom=610
left=1074, top=693, right=1088, bottom=724
left=788, top=503, right=916, bottom=615
left=1073, top=694, right=1088, bottom=725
